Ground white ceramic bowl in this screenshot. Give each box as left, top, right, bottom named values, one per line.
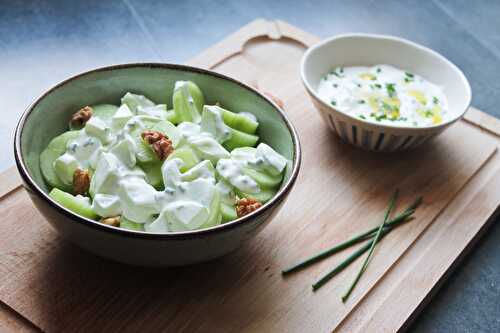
left=301, top=34, right=471, bottom=152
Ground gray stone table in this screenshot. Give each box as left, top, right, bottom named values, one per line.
left=1, top=0, right=499, bottom=331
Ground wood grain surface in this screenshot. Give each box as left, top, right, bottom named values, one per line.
left=2, top=20, right=500, bottom=333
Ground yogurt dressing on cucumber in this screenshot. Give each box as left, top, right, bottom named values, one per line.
left=43, top=84, right=289, bottom=233
left=317, top=64, right=449, bottom=127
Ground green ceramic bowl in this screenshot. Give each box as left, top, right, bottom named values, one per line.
left=14, top=63, right=301, bottom=266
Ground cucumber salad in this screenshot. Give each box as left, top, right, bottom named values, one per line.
left=40, top=81, right=289, bottom=232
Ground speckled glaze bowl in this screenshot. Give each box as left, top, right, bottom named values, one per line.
left=14, top=63, right=301, bottom=266
left=301, top=34, right=471, bottom=152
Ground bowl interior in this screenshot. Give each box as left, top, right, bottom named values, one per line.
left=302, top=34, right=471, bottom=123
left=19, top=64, right=297, bottom=194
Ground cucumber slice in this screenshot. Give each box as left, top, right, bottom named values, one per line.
left=47, top=131, right=81, bottom=152
left=140, top=161, right=164, bottom=190
left=222, top=109, right=258, bottom=134
left=165, top=109, right=178, bottom=124
left=120, top=216, right=145, bottom=231
left=166, top=146, right=200, bottom=172
left=221, top=202, right=237, bottom=223
left=223, top=128, right=259, bottom=151
left=40, top=148, right=72, bottom=191
left=200, top=190, right=221, bottom=229
left=49, top=188, right=98, bottom=220
left=243, top=167, right=283, bottom=189
left=173, top=81, right=205, bottom=123
left=235, top=187, right=276, bottom=203
left=151, top=120, right=181, bottom=147
left=40, top=131, right=81, bottom=190
left=91, top=104, right=119, bottom=122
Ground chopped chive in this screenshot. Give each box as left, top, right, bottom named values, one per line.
left=404, top=78, right=411, bottom=83
left=333, top=83, right=338, bottom=88
left=341, top=190, right=399, bottom=302
left=376, top=68, right=382, bottom=73
left=331, top=100, right=337, bottom=106
left=359, top=115, right=366, bottom=119
left=386, top=83, right=396, bottom=98
left=340, top=67, right=344, bottom=73
left=405, top=72, right=414, bottom=78
left=433, top=96, right=439, bottom=104
left=358, top=100, right=366, bottom=104
left=356, top=83, right=362, bottom=88
left=424, top=110, right=433, bottom=117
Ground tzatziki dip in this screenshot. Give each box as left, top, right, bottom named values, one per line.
left=317, top=65, right=449, bottom=127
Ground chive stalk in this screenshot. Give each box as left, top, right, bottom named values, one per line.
left=340, top=190, right=399, bottom=302
left=282, top=209, right=414, bottom=275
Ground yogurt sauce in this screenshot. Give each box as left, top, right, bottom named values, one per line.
left=317, top=65, right=450, bottom=127
left=53, top=94, right=285, bottom=232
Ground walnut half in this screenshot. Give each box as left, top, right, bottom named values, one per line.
left=101, top=216, right=120, bottom=227
left=70, top=106, right=93, bottom=128
left=236, top=197, right=263, bottom=218
left=73, top=168, right=90, bottom=195
left=141, top=130, right=174, bottom=161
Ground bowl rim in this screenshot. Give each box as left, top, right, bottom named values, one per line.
left=300, top=33, right=472, bottom=132
left=14, top=62, right=302, bottom=240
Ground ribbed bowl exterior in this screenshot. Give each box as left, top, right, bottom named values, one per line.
left=310, top=95, right=447, bottom=152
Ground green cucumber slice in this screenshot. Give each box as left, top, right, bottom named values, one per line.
left=40, top=148, right=72, bottom=191
left=243, top=167, right=283, bottom=189
left=223, top=128, right=259, bottom=151
left=235, top=187, right=276, bottom=203
left=200, top=190, right=221, bottom=229
left=91, top=104, right=119, bottom=122
left=167, top=146, right=200, bottom=172
left=40, top=131, right=81, bottom=190
left=165, top=109, right=178, bottom=124
left=49, top=188, right=98, bottom=220
left=173, top=81, right=205, bottom=123
left=120, top=216, right=145, bottom=231
left=47, top=130, right=80, bottom=152
left=221, top=109, right=258, bottom=134
left=140, top=161, right=164, bottom=190
left=221, top=202, right=237, bottom=223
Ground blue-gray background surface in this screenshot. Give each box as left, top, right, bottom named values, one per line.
left=1, top=1, right=499, bottom=331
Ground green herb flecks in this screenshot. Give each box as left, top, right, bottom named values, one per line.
left=386, top=83, right=396, bottom=98
left=376, top=68, right=382, bottom=73
left=404, top=72, right=414, bottom=83
left=358, top=115, right=366, bottom=120
left=331, top=100, right=337, bottom=106
left=358, top=100, right=365, bottom=104
left=330, top=67, right=345, bottom=78
left=433, top=96, right=439, bottom=104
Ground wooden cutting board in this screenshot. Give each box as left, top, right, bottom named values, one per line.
left=2, top=19, right=500, bottom=333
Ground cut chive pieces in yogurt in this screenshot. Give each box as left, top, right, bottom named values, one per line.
left=331, top=100, right=337, bottom=106
left=317, top=64, right=449, bottom=127
left=386, top=83, right=396, bottom=97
